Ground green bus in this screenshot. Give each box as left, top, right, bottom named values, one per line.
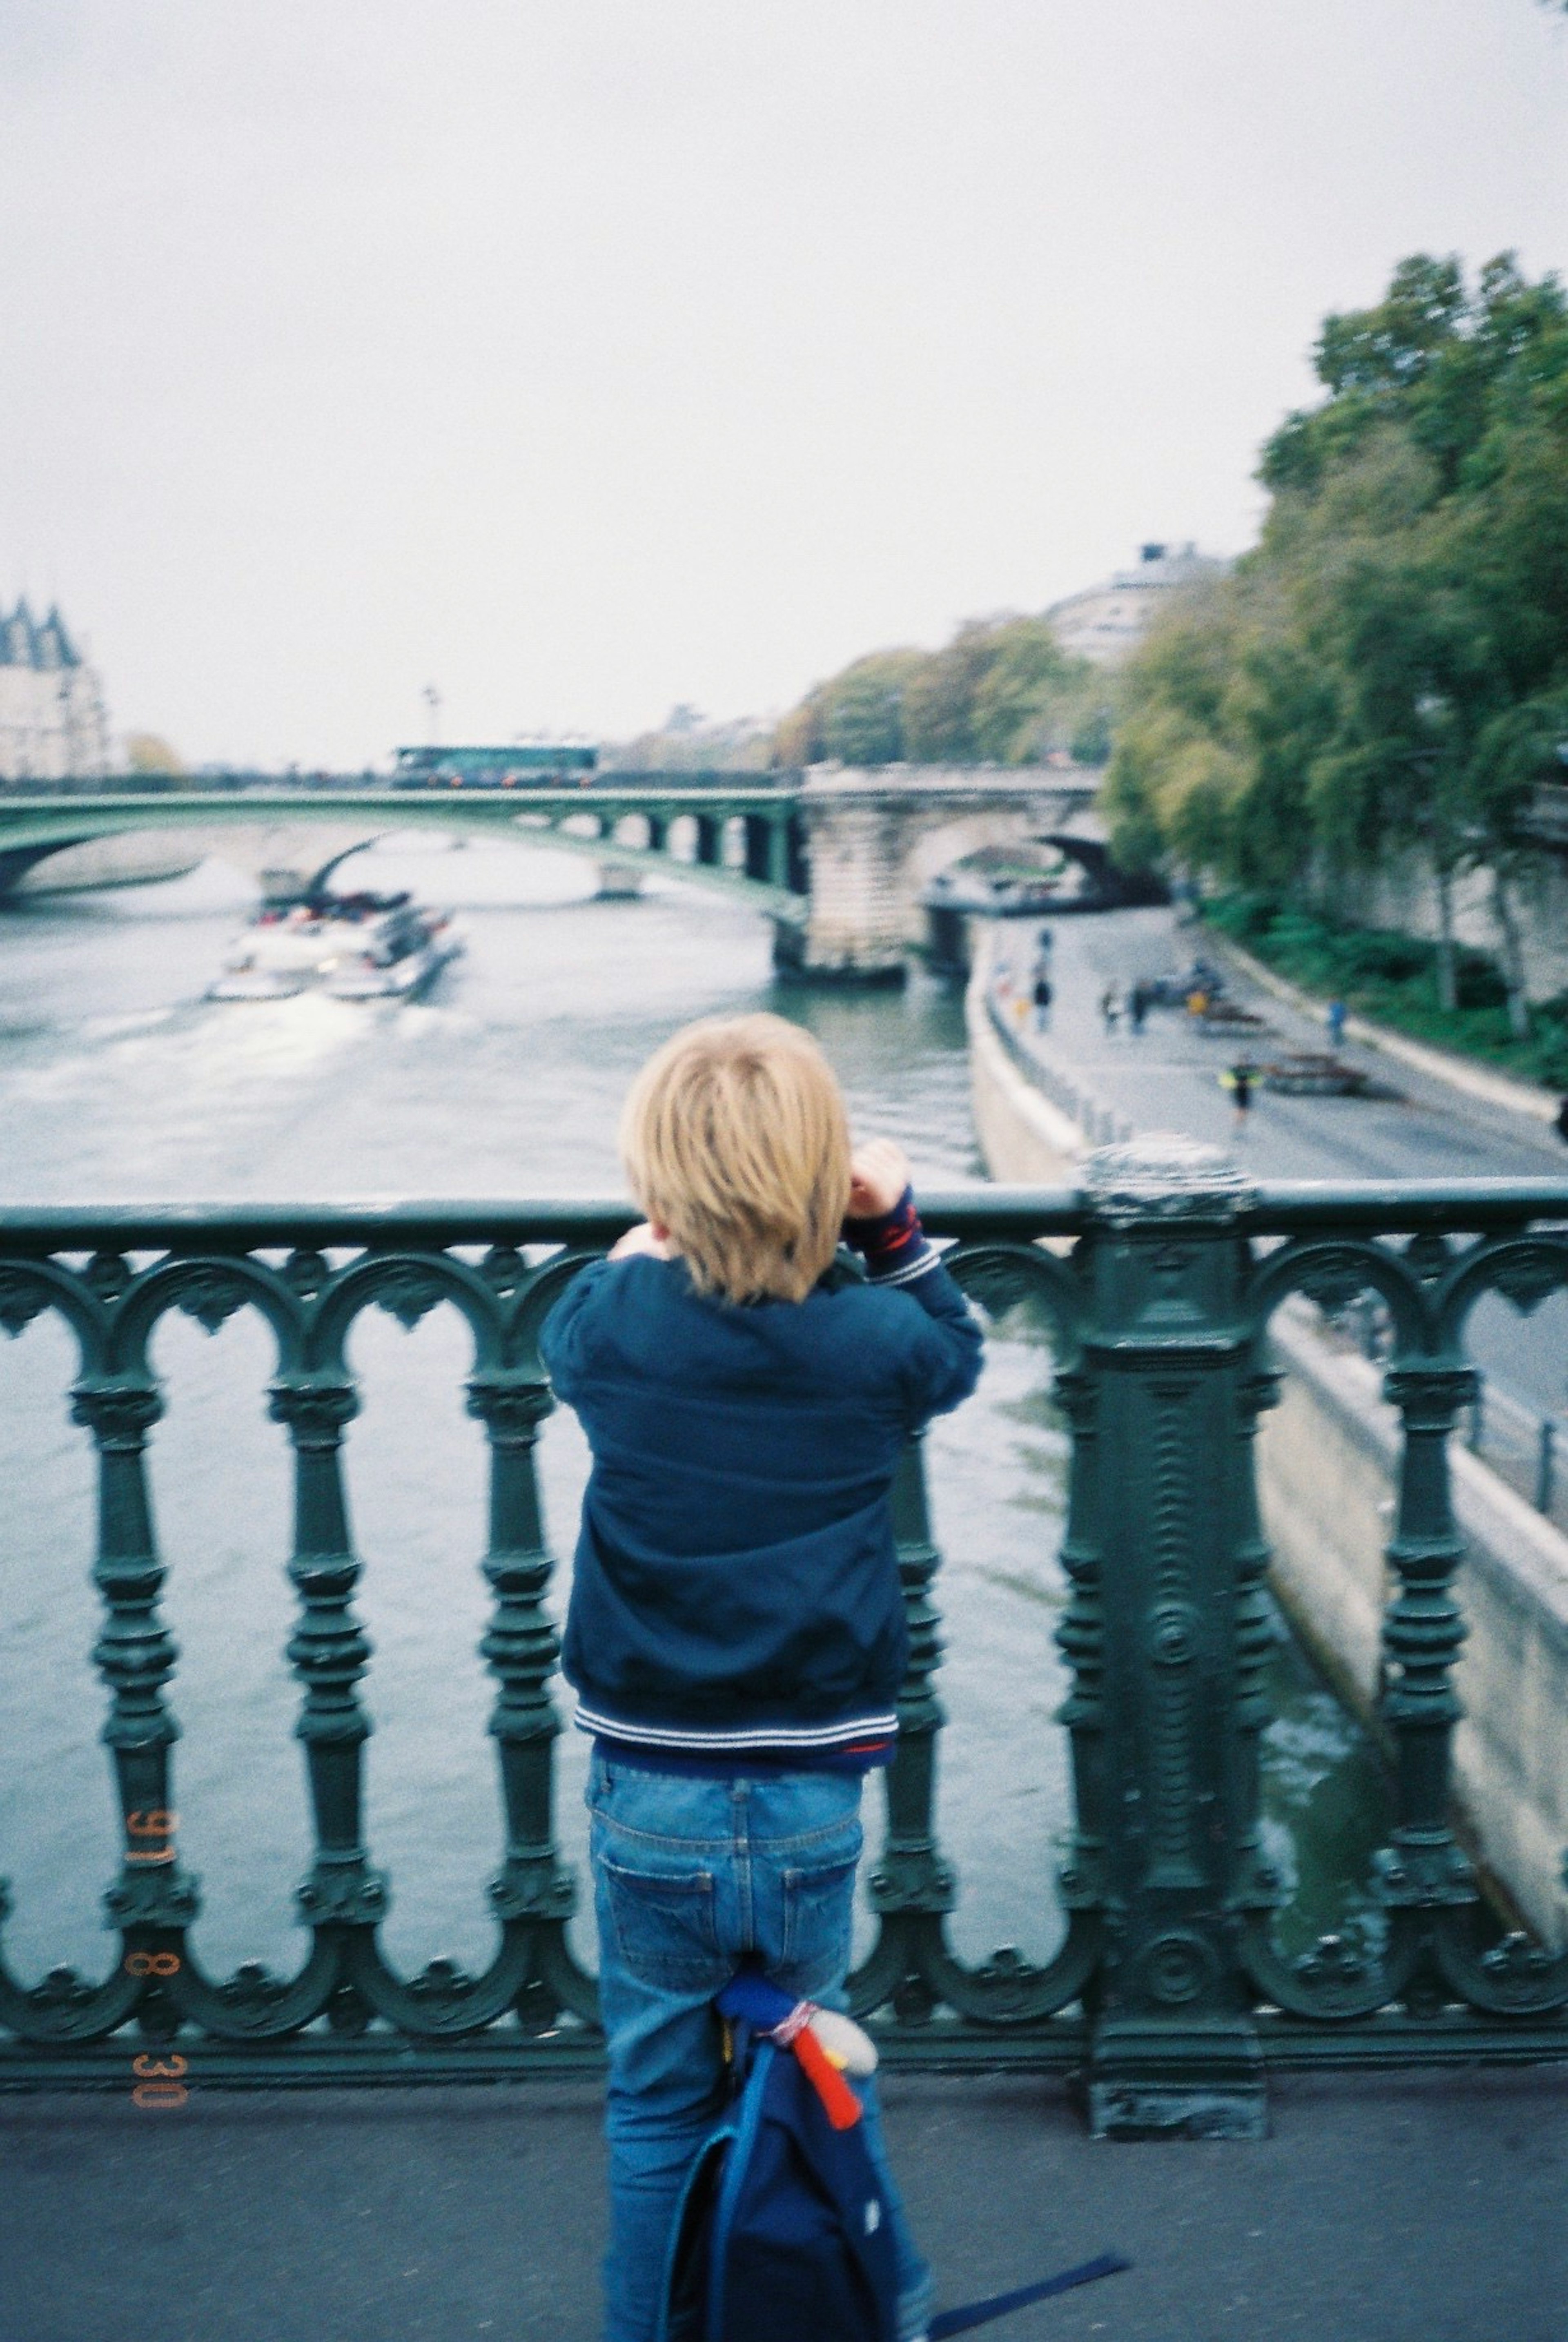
left=391, top=743, right=599, bottom=789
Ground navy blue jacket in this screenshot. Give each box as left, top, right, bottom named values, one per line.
left=539, top=1250, right=982, bottom=1757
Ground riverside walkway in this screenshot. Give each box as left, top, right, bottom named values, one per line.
left=2, top=2066, right=1565, bottom=2341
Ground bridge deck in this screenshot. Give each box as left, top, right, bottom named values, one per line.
left=1, top=2067, right=1560, bottom=2339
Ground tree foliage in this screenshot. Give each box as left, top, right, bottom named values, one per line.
left=124, top=732, right=186, bottom=776
left=771, top=615, right=1114, bottom=770
left=1103, top=252, right=1568, bottom=1032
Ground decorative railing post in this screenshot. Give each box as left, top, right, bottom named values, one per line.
left=1229, top=1361, right=1285, bottom=1917
left=72, top=1357, right=201, bottom=1957
left=268, top=1375, right=387, bottom=1956
left=1376, top=1363, right=1479, bottom=1923
left=466, top=1370, right=585, bottom=2023
left=1051, top=1366, right=1108, bottom=1921
left=1076, top=1138, right=1267, bottom=2137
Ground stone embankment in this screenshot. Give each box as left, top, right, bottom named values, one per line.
left=966, top=929, right=1568, bottom=1943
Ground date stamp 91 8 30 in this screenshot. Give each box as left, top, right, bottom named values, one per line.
left=122, top=1809, right=190, bottom=2110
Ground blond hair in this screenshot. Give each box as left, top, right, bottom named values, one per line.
left=619, top=1014, right=853, bottom=1304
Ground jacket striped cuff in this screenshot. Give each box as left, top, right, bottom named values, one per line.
left=863, top=1236, right=940, bottom=1287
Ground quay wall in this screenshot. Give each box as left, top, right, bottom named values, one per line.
left=1259, top=1313, right=1568, bottom=1945
left=964, top=946, right=1085, bottom=1181
left=965, top=942, right=1568, bottom=1944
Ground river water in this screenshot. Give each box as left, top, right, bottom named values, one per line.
left=0, top=837, right=1384, bottom=1996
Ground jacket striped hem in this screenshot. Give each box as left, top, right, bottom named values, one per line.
left=573, top=1702, right=900, bottom=1752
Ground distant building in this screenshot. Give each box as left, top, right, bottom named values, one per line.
left=0, top=599, right=112, bottom=779
left=1047, top=542, right=1227, bottom=667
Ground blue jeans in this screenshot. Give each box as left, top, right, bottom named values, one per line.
left=586, top=1748, right=933, bottom=2342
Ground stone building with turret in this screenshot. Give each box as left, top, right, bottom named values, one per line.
left=0, top=599, right=112, bottom=780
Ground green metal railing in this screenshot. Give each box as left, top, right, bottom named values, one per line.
left=2, top=1148, right=1567, bottom=2132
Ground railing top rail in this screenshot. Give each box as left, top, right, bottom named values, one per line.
left=2, top=1178, right=1566, bottom=1254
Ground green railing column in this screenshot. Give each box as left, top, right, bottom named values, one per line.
left=1228, top=1363, right=1285, bottom=1916
left=1376, top=1364, right=1478, bottom=1921
left=269, top=1377, right=387, bottom=1948
left=1051, top=1366, right=1108, bottom=1918
left=1078, top=1139, right=1267, bottom=2137
left=72, top=1357, right=200, bottom=1952
left=466, top=1372, right=584, bottom=2023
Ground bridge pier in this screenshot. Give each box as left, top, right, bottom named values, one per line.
left=776, top=790, right=910, bottom=984
left=776, top=770, right=1103, bottom=985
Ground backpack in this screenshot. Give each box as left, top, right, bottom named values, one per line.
left=657, top=2002, right=899, bottom=2342
left=655, top=1971, right=1131, bottom=2342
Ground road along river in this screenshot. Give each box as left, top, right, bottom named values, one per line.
left=0, top=838, right=1386, bottom=1998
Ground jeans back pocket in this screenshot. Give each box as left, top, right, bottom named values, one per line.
left=780, top=1850, right=860, bottom=1994
left=597, top=1853, right=723, bottom=1990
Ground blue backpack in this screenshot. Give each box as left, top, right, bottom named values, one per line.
left=656, top=1974, right=1129, bottom=2342
left=657, top=2016, right=898, bottom=2342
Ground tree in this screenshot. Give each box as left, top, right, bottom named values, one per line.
left=1106, top=252, right=1568, bottom=1036
left=771, top=617, right=1102, bottom=769
left=125, top=733, right=186, bottom=777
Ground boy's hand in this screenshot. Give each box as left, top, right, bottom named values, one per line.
left=609, top=1221, right=671, bottom=1261
left=847, top=1139, right=911, bottom=1220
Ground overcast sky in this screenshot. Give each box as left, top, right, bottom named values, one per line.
left=2, top=2, right=1566, bottom=767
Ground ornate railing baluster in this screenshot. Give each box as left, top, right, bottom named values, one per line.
left=73, top=1340, right=200, bottom=1999
left=268, top=1372, right=387, bottom=1976
left=1052, top=1366, right=1108, bottom=1921
left=467, top=1370, right=592, bottom=2025
left=1228, top=1361, right=1283, bottom=1916
left=1375, top=1364, right=1481, bottom=1927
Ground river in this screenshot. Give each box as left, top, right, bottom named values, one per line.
left=0, top=837, right=1383, bottom=1998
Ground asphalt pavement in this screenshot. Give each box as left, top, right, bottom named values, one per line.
left=2, top=2068, right=1564, bottom=2342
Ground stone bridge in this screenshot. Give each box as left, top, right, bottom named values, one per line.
left=0, top=765, right=1100, bottom=982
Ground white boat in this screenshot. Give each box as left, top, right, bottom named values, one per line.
left=209, top=892, right=463, bottom=1002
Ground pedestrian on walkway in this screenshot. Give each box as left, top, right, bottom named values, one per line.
left=1032, top=970, right=1053, bottom=1030
left=539, top=1014, right=982, bottom=2342
left=1223, top=1060, right=1255, bottom=1137
left=1099, top=983, right=1121, bottom=1036
left=1128, top=982, right=1149, bottom=1036
left=1326, top=996, right=1348, bottom=1052
left=1555, top=1095, right=1568, bottom=1148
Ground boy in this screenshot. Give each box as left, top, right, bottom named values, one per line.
left=540, top=1012, right=983, bottom=2342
